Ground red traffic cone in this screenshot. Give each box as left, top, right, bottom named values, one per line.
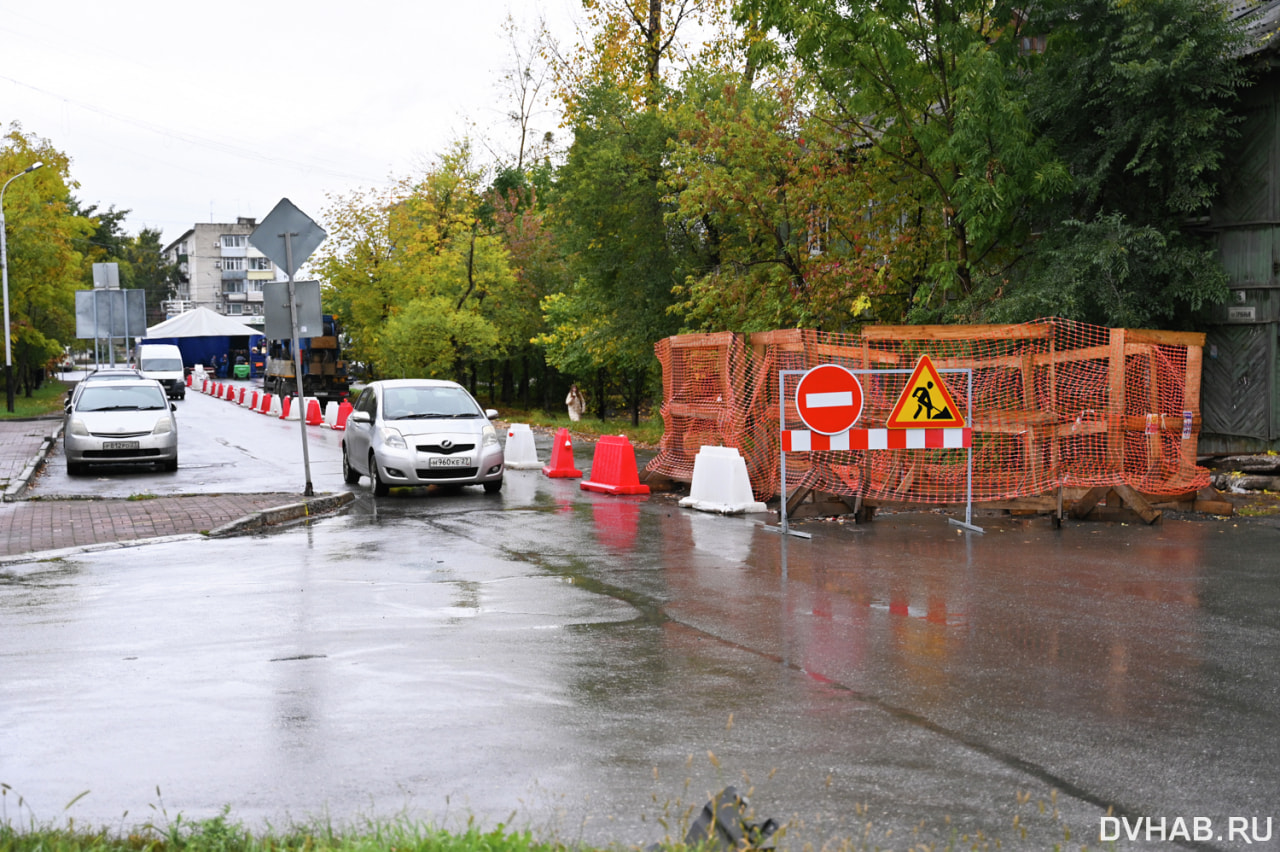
left=279, top=395, right=293, bottom=419
left=305, top=398, right=323, bottom=425
left=259, top=393, right=273, bottom=414
left=542, top=427, right=583, bottom=478
left=333, top=400, right=353, bottom=430
left=581, top=435, right=650, bottom=495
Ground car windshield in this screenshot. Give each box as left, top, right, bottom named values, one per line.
left=77, top=385, right=168, bottom=412
left=382, top=386, right=483, bottom=420
left=140, top=357, right=183, bottom=371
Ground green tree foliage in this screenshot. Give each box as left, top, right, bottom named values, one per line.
left=992, top=0, right=1249, bottom=328
left=1, top=126, right=91, bottom=396
left=67, top=201, right=177, bottom=327
left=741, top=0, right=1069, bottom=314
left=313, top=142, right=516, bottom=380
left=540, top=80, right=683, bottom=421
left=668, top=65, right=953, bottom=330
left=125, top=228, right=180, bottom=326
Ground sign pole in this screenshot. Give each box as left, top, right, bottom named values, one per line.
left=763, top=368, right=812, bottom=540
left=283, top=232, right=315, bottom=497
left=250, top=198, right=327, bottom=499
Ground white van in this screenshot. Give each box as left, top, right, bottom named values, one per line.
left=136, top=343, right=186, bottom=399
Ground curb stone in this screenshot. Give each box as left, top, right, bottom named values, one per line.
left=206, top=492, right=356, bottom=536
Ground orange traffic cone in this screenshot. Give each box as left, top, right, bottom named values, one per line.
left=542, top=427, right=583, bottom=478
left=580, top=435, right=650, bottom=495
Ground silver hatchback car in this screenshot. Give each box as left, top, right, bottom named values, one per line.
left=63, top=378, right=179, bottom=476
left=341, top=379, right=505, bottom=495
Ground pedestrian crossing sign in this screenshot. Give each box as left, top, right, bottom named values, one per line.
left=886, top=354, right=966, bottom=428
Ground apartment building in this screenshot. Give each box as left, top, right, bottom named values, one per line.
left=161, top=217, right=282, bottom=325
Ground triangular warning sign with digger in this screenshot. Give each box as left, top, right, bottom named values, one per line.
left=886, top=354, right=966, bottom=428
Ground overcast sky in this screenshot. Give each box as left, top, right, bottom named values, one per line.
left=0, top=1, right=583, bottom=249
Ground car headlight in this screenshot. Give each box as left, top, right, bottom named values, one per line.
left=381, top=428, right=407, bottom=450
left=153, top=417, right=173, bottom=435
left=68, top=418, right=89, bottom=436
left=482, top=424, right=499, bottom=447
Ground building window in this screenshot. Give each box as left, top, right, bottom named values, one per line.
left=249, top=257, right=272, bottom=271
left=221, top=235, right=247, bottom=249
left=250, top=280, right=265, bottom=292
left=222, top=257, right=245, bottom=271
left=223, top=280, right=246, bottom=294
left=227, top=303, right=243, bottom=315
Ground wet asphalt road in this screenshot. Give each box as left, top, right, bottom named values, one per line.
left=2, top=389, right=1280, bottom=850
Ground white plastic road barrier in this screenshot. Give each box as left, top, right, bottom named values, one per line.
left=678, top=445, right=769, bottom=514
left=268, top=395, right=283, bottom=418
left=503, top=423, right=542, bottom=469
left=282, top=396, right=301, bottom=420
left=323, top=401, right=339, bottom=428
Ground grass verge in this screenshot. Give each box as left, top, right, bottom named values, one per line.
left=0, top=379, right=71, bottom=419
left=494, top=408, right=664, bottom=449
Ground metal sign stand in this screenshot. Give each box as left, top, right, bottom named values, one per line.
left=250, top=198, right=327, bottom=498
left=283, top=233, right=314, bottom=497
left=765, top=365, right=983, bottom=538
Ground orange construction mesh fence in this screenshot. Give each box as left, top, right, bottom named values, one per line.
left=648, top=320, right=1208, bottom=504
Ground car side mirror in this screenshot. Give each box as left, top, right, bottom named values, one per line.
left=349, top=410, right=371, bottom=424
left=171, top=404, right=177, bottom=412
left=485, top=409, right=499, bottom=420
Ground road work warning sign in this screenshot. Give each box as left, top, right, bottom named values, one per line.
left=886, top=354, right=966, bottom=428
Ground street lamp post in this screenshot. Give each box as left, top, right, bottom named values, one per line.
left=1, top=161, right=43, bottom=413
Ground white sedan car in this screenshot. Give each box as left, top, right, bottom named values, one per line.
left=341, top=379, right=505, bottom=496
left=63, top=378, right=178, bottom=476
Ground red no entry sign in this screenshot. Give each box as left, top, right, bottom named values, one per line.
left=795, top=363, right=864, bottom=435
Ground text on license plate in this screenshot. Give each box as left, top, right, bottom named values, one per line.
left=428, top=456, right=471, bottom=467
left=103, top=441, right=140, bottom=451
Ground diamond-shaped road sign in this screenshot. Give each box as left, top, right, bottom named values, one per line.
left=249, top=198, right=326, bottom=278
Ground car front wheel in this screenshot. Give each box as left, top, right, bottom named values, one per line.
left=370, top=454, right=389, bottom=496
left=483, top=478, right=503, bottom=494
left=342, top=443, right=361, bottom=484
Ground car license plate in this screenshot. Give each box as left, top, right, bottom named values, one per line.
left=103, top=441, right=140, bottom=451
left=428, top=456, right=471, bottom=468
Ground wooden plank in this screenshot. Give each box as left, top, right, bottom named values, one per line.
left=863, top=324, right=1054, bottom=341
left=1185, top=344, right=1203, bottom=416
left=1125, top=328, right=1207, bottom=348
left=1070, top=486, right=1110, bottom=519
left=811, top=342, right=899, bottom=365
left=668, top=402, right=729, bottom=420
left=749, top=329, right=805, bottom=349
left=1108, top=329, right=1126, bottom=473
left=1193, top=499, right=1235, bottom=515
left=1113, top=484, right=1163, bottom=524
left=1121, top=414, right=1201, bottom=432
left=668, top=331, right=739, bottom=349
left=786, top=484, right=816, bottom=515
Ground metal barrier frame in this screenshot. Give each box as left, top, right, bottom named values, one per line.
left=767, top=366, right=982, bottom=538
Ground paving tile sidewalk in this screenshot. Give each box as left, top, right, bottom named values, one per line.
left=0, top=418, right=345, bottom=560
